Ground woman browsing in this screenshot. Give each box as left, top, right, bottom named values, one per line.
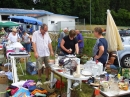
left=60, top=30, right=79, bottom=55
left=93, top=27, right=108, bottom=66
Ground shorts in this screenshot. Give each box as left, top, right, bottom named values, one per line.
left=36, top=56, right=49, bottom=70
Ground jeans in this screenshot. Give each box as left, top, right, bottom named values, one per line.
left=79, top=47, right=83, bottom=54
left=110, top=65, right=118, bottom=70
left=23, top=43, right=31, bottom=52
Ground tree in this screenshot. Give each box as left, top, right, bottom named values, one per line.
left=0, top=0, right=130, bottom=26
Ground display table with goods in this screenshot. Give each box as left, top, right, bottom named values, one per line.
left=5, top=42, right=30, bottom=83
left=49, top=55, right=105, bottom=97
left=89, top=67, right=130, bottom=97
left=92, top=74, right=130, bottom=97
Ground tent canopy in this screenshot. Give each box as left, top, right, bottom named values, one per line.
left=8, top=16, right=42, bottom=26
left=0, top=21, right=19, bottom=27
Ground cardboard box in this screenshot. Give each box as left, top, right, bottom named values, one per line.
left=0, top=75, right=8, bottom=84
left=0, top=66, right=11, bottom=72
left=0, top=84, right=8, bottom=97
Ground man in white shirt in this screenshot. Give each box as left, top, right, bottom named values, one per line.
left=32, top=24, right=54, bottom=82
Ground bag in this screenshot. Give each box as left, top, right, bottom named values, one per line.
left=59, top=57, right=70, bottom=66
left=26, top=62, right=37, bottom=75
left=56, top=80, right=64, bottom=89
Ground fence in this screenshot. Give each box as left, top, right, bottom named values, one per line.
left=49, top=31, right=60, bottom=42
left=76, top=18, right=86, bottom=30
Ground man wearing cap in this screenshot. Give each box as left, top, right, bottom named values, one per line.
left=8, top=28, right=21, bottom=43
left=32, top=24, right=54, bottom=82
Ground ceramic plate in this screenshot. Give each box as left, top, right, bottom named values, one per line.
left=66, top=55, right=76, bottom=58
left=81, top=70, right=92, bottom=76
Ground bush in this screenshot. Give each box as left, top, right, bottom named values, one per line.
left=83, top=38, right=96, bottom=57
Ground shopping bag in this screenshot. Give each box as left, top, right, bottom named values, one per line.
left=26, top=62, right=37, bottom=75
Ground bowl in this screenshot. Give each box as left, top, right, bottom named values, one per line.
left=48, top=60, right=55, bottom=64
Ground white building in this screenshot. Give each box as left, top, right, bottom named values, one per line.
left=0, top=8, right=78, bottom=31
left=36, top=14, right=78, bottom=31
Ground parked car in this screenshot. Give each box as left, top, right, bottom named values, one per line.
left=103, top=30, right=130, bottom=36
left=126, top=30, right=130, bottom=36
left=119, top=30, right=127, bottom=36
left=118, top=36, right=130, bottom=67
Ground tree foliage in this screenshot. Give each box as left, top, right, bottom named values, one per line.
left=0, top=0, right=130, bottom=26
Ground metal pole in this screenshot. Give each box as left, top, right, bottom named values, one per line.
left=84, top=18, right=85, bottom=30
left=90, top=0, right=91, bottom=30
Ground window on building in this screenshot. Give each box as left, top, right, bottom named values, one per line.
left=1, top=15, right=9, bottom=20
left=51, top=21, right=55, bottom=24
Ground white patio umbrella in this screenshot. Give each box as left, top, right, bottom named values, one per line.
left=105, top=9, right=124, bottom=67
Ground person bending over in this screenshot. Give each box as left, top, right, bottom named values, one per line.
left=60, top=30, right=79, bottom=55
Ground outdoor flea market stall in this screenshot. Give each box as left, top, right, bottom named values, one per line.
left=0, top=11, right=130, bottom=97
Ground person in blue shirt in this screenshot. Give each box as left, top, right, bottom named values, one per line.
left=29, top=26, right=33, bottom=35
left=76, top=30, right=84, bottom=54
left=93, top=27, right=108, bottom=66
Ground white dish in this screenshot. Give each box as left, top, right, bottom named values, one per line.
left=81, top=70, right=92, bottom=76
left=66, top=55, right=76, bottom=58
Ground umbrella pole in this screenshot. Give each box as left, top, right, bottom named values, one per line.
left=116, top=51, right=121, bottom=67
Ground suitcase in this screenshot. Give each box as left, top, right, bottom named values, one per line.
left=26, top=62, right=37, bottom=75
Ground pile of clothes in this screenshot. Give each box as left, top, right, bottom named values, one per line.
left=6, top=80, right=48, bottom=97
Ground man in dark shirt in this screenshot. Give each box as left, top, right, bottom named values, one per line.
left=60, top=30, right=79, bottom=55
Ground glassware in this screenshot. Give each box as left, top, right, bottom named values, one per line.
left=109, top=80, right=120, bottom=95
left=100, top=81, right=109, bottom=92
left=108, top=77, right=114, bottom=85
left=94, top=77, right=100, bottom=84
left=92, top=65, right=98, bottom=77
left=124, top=79, right=129, bottom=90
